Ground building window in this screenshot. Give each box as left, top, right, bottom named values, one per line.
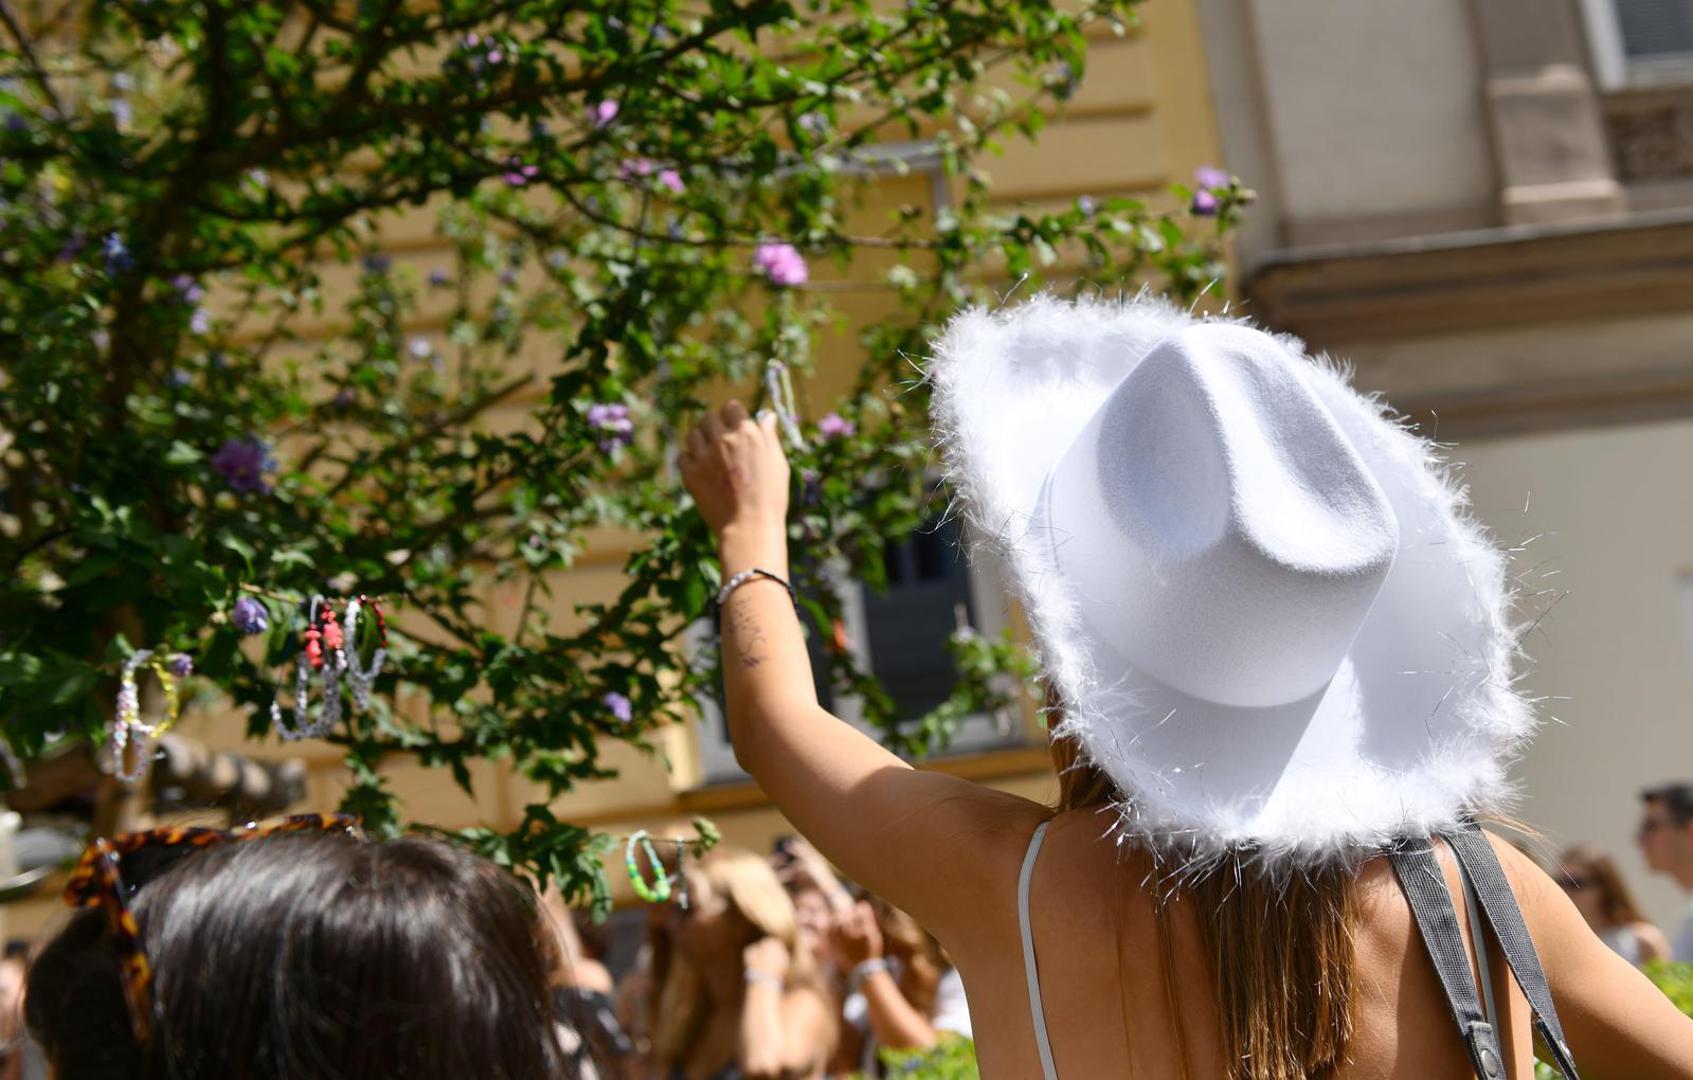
left=689, top=516, right=1023, bottom=785
left=1582, top=0, right=1693, bottom=87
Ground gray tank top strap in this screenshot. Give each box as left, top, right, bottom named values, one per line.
left=1453, top=841, right=1498, bottom=1029
left=1018, top=819, right=1059, bottom=1080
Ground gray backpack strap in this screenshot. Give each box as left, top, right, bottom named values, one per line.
left=1445, top=825, right=1581, bottom=1078
left=1389, top=838, right=1508, bottom=1079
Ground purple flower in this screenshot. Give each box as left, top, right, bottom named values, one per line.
left=3, top=113, right=26, bottom=133
left=620, top=157, right=653, bottom=180
left=801, top=467, right=822, bottom=507
left=798, top=111, right=830, bottom=137
left=1194, top=165, right=1230, bottom=191
left=1190, top=189, right=1219, bottom=216
left=103, top=233, right=133, bottom=275
left=171, top=274, right=205, bottom=305
left=168, top=653, right=193, bottom=677
left=753, top=241, right=808, bottom=287
left=427, top=267, right=451, bottom=288
left=464, top=32, right=480, bottom=46
left=232, top=596, right=269, bottom=635
left=1076, top=195, right=1097, bottom=217
left=657, top=168, right=684, bottom=193
left=504, top=156, right=540, bottom=187
left=210, top=436, right=276, bottom=495
left=363, top=253, right=392, bottom=273
left=602, top=691, right=633, bottom=724
left=817, top=412, right=855, bottom=439
left=1051, top=61, right=1077, bottom=100
left=408, top=336, right=433, bottom=359
left=587, top=401, right=634, bottom=452
left=590, top=100, right=619, bottom=127
left=190, top=307, right=212, bottom=335
left=486, top=49, right=503, bottom=64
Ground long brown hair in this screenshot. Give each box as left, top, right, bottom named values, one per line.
left=868, top=897, right=947, bottom=1017
left=650, top=847, right=834, bottom=1070
left=1049, top=703, right=1357, bottom=1080
left=1560, top=843, right=1652, bottom=928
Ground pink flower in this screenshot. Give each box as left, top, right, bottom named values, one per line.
left=817, top=412, right=855, bottom=439
left=1190, top=189, right=1219, bottom=216
left=591, top=100, right=619, bottom=127
left=486, top=49, right=503, bottom=64
left=753, top=241, right=808, bottom=287
left=658, top=169, right=684, bottom=193
left=504, top=156, right=540, bottom=187
left=620, top=157, right=653, bottom=179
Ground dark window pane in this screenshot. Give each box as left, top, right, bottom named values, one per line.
left=1617, top=0, right=1693, bottom=57
left=861, top=513, right=976, bottom=721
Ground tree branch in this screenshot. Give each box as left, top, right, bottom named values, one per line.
left=0, top=0, right=65, bottom=118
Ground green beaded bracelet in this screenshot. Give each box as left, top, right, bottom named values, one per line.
left=626, top=829, right=672, bottom=904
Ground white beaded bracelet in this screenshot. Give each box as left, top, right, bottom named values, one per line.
left=848, top=958, right=891, bottom=995
left=744, top=969, right=784, bottom=990
left=716, top=567, right=796, bottom=610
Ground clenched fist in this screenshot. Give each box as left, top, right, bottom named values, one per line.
left=679, top=400, right=791, bottom=538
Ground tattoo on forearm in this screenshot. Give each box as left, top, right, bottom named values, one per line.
left=728, top=605, right=767, bottom=669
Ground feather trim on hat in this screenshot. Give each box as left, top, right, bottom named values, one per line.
left=926, top=292, right=1536, bottom=873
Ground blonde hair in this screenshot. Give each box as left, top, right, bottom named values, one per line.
left=1048, top=689, right=1357, bottom=1080
left=651, top=846, right=833, bottom=1069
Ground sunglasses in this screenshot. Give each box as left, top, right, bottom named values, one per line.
left=1637, top=818, right=1673, bottom=839
left=62, top=813, right=363, bottom=1043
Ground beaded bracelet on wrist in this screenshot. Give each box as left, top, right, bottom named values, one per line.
left=715, top=567, right=797, bottom=611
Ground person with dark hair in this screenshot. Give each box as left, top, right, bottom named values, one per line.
left=1556, top=844, right=1669, bottom=967
left=26, top=816, right=569, bottom=1079
left=679, top=295, right=1693, bottom=1079
left=1638, top=781, right=1693, bottom=961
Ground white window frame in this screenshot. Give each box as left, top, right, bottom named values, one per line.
left=1580, top=0, right=1693, bottom=89
left=690, top=537, right=1025, bottom=785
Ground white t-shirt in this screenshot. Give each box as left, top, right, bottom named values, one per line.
left=930, top=967, right=973, bottom=1039
left=1673, top=897, right=1693, bottom=963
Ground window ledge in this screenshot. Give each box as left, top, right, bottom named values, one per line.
left=675, top=742, right=1053, bottom=815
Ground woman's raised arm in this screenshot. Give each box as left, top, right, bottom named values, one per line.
left=678, top=401, right=1039, bottom=937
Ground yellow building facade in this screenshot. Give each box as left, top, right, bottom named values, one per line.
left=7, top=0, right=1225, bottom=937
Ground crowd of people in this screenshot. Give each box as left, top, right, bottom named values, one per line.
left=1562, top=782, right=1693, bottom=967
left=0, top=780, right=1686, bottom=1078
left=0, top=820, right=969, bottom=1080
left=553, top=835, right=971, bottom=1079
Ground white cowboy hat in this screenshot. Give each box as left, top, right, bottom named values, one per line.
left=929, top=295, right=1534, bottom=866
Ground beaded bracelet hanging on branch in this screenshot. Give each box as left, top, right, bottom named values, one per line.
left=262, top=593, right=389, bottom=742
left=104, top=649, right=189, bottom=783
left=623, top=824, right=726, bottom=911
